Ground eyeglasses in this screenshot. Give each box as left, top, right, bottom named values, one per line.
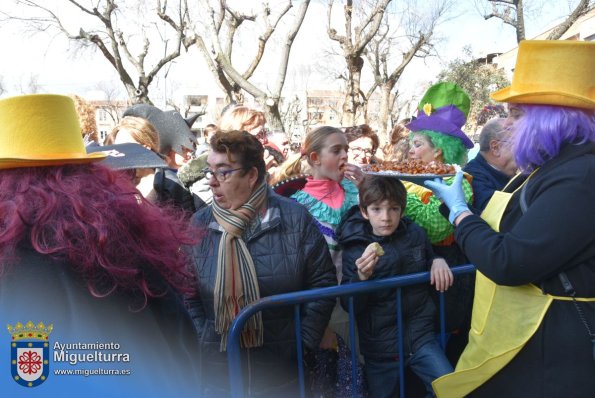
left=202, top=167, right=245, bottom=182
left=350, top=147, right=374, bottom=156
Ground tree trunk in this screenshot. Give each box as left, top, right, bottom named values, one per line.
left=263, top=99, right=284, bottom=131
left=342, top=55, right=364, bottom=126
left=378, top=83, right=394, bottom=140
left=197, top=0, right=311, bottom=133
left=124, top=84, right=150, bottom=105
left=546, top=0, right=591, bottom=40
left=515, top=0, right=525, bottom=42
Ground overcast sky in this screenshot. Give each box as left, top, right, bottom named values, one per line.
left=0, top=0, right=580, bottom=102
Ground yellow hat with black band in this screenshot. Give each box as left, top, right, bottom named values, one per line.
left=0, top=94, right=106, bottom=169
left=491, top=40, right=595, bottom=109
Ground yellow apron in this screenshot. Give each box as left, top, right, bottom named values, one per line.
left=432, top=174, right=595, bottom=398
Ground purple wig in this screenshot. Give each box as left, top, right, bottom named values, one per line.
left=512, top=105, right=595, bottom=173
left=0, top=164, right=202, bottom=306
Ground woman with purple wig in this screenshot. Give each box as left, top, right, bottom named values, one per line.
left=426, top=40, right=595, bottom=398
left=0, top=94, right=202, bottom=396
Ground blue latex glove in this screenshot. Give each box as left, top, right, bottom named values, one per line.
left=424, top=169, right=469, bottom=224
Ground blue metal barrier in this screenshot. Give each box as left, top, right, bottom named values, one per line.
left=227, top=264, right=476, bottom=398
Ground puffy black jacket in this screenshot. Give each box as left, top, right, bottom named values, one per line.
left=337, top=205, right=438, bottom=360
left=186, top=189, right=336, bottom=396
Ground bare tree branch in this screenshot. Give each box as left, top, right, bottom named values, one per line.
left=6, top=0, right=195, bottom=103
left=483, top=0, right=524, bottom=41
left=353, top=0, right=392, bottom=50
left=327, top=0, right=392, bottom=125
left=194, top=35, right=236, bottom=95
left=547, top=0, right=591, bottom=40
left=66, top=0, right=101, bottom=18
left=194, top=0, right=309, bottom=130
left=484, top=0, right=591, bottom=43
left=270, top=0, right=309, bottom=96
left=242, top=1, right=292, bottom=80
left=221, top=0, right=256, bottom=22
left=362, top=0, right=451, bottom=136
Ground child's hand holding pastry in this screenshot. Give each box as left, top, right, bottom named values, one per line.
left=356, top=243, right=384, bottom=280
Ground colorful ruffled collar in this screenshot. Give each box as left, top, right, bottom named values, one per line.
left=291, top=178, right=359, bottom=226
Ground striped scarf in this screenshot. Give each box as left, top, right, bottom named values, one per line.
left=212, top=181, right=267, bottom=351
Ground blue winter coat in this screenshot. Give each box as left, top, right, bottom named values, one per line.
left=186, top=189, right=336, bottom=397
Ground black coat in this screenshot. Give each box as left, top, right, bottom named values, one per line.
left=186, top=189, right=336, bottom=397
left=456, top=142, right=595, bottom=398
left=0, top=248, right=201, bottom=397
left=154, top=167, right=206, bottom=213
left=337, top=206, right=438, bottom=360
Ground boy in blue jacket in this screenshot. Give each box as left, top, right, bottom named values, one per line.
left=337, top=175, right=454, bottom=398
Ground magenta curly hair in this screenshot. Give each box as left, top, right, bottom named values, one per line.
left=0, top=164, right=202, bottom=305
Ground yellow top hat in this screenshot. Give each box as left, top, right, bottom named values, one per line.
left=0, top=94, right=106, bottom=169
left=491, top=40, right=595, bottom=109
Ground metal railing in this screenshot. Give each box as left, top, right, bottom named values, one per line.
left=227, top=264, right=476, bottom=398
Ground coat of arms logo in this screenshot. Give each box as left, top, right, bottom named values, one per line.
left=7, top=321, right=53, bottom=387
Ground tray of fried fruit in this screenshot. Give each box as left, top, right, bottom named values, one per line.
left=364, top=160, right=455, bottom=184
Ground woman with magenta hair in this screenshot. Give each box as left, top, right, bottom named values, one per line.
left=0, top=94, right=201, bottom=396
left=427, top=40, right=595, bottom=398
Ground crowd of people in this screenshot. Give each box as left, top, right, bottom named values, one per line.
left=0, top=39, right=593, bottom=398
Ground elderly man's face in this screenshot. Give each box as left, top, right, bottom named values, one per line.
left=206, top=150, right=256, bottom=210
left=499, top=145, right=517, bottom=176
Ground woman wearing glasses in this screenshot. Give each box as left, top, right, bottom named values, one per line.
left=344, top=124, right=380, bottom=166
left=186, top=130, right=336, bottom=397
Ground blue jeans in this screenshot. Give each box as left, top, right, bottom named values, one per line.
left=365, top=339, right=453, bottom=398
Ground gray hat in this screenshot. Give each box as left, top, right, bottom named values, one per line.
left=123, top=104, right=197, bottom=156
